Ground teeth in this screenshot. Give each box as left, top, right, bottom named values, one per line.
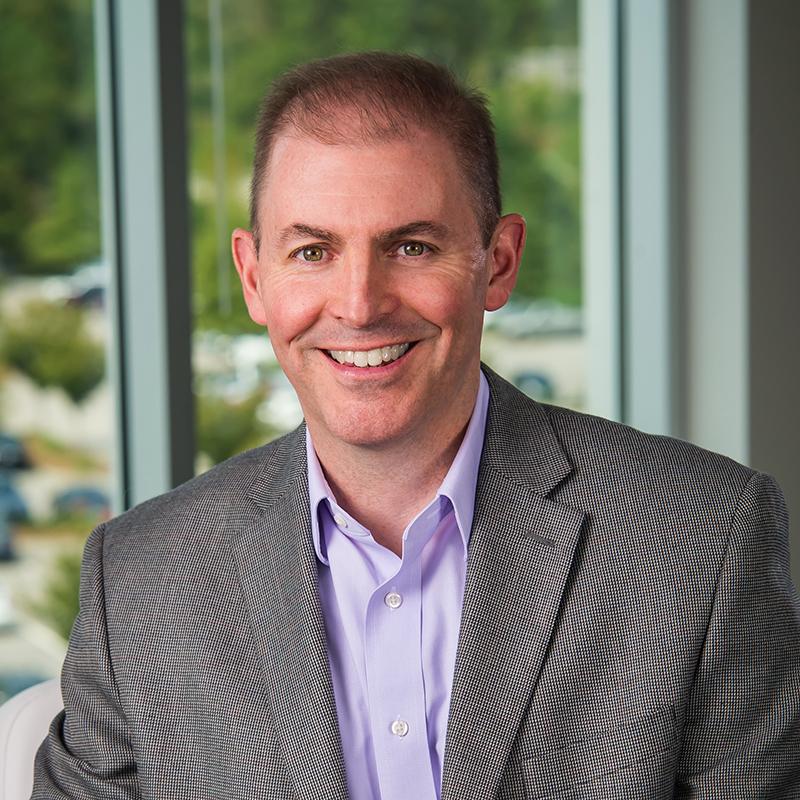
left=328, top=343, right=410, bottom=368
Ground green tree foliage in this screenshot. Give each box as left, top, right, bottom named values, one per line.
left=191, top=199, right=255, bottom=333
left=492, top=78, right=581, bottom=303
left=1, top=0, right=580, bottom=316
left=196, top=389, right=277, bottom=464
left=0, top=0, right=100, bottom=275
left=29, top=547, right=82, bottom=641
left=186, top=0, right=581, bottom=332
left=0, top=300, right=105, bottom=403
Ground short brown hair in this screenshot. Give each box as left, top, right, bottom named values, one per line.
left=249, top=51, right=501, bottom=247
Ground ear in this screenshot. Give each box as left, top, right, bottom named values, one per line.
left=232, top=228, right=268, bottom=326
left=485, top=213, right=526, bottom=312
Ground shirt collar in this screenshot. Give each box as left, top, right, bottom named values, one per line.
left=306, top=371, right=490, bottom=565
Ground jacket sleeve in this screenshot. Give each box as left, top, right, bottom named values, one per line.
left=676, top=472, right=800, bottom=797
left=31, top=524, right=140, bottom=799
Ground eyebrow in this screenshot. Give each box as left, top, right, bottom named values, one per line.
left=375, top=221, right=451, bottom=246
left=276, top=220, right=451, bottom=249
left=277, top=224, right=343, bottom=247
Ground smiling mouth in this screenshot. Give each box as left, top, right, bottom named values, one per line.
left=326, top=342, right=414, bottom=368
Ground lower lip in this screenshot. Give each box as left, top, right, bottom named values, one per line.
left=322, top=345, right=416, bottom=376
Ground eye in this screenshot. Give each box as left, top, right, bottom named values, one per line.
left=293, top=245, right=325, bottom=262
left=399, top=241, right=429, bottom=257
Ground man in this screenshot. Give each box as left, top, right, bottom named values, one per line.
left=34, top=52, right=799, bottom=799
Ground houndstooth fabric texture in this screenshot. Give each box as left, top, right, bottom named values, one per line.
left=31, top=366, right=800, bottom=799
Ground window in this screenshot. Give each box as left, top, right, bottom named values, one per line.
left=0, top=0, right=591, bottom=702
left=0, top=1, right=116, bottom=702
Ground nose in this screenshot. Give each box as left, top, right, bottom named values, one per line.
left=326, top=251, right=398, bottom=327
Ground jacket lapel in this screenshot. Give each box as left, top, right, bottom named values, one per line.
left=441, top=368, right=587, bottom=800
left=227, top=368, right=584, bottom=800
left=229, top=429, right=349, bottom=800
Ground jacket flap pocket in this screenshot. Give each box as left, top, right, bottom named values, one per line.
left=520, top=705, right=677, bottom=796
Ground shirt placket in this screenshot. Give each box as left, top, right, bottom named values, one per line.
left=363, top=529, right=438, bottom=800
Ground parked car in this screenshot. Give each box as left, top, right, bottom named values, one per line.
left=53, top=487, right=110, bottom=520
left=0, top=433, right=30, bottom=470
left=42, top=261, right=107, bottom=308
left=0, top=515, right=13, bottom=561
left=0, top=472, right=29, bottom=522
left=484, top=299, right=583, bottom=338
left=513, top=370, right=555, bottom=402
left=66, top=284, right=105, bottom=310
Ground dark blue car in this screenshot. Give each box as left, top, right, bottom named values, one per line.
left=53, top=487, right=110, bottom=520
left=0, top=472, right=29, bottom=560
left=0, top=472, right=29, bottom=523
left=0, top=433, right=30, bottom=470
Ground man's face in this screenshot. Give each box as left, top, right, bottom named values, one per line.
left=233, top=126, right=524, bottom=453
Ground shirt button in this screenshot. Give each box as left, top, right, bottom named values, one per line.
left=333, top=513, right=348, bottom=528
left=390, top=719, right=409, bottom=737
left=384, top=591, right=403, bottom=610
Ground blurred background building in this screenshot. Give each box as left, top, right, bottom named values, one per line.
left=0, top=0, right=797, bottom=700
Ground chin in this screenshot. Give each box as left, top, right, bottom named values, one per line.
left=317, top=408, right=418, bottom=450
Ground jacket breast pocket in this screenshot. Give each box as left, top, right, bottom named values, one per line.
left=513, top=705, right=678, bottom=799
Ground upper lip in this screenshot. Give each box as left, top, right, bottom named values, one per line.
left=321, top=341, right=414, bottom=351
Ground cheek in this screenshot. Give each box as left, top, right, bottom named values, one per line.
left=407, top=272, right=485, bottom=333
left=264, top=303, right=313, bottom=350
left=261, top=276, right=323, bottom=347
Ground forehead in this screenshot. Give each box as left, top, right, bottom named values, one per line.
left=259, top=127, right=476, bottom=235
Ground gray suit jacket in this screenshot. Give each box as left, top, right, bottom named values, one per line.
left=33, top=367, right=800, bottom=799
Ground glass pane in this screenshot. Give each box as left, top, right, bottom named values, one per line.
left=187, top=0, right=583, bottom=470
left=0, top=1, right=115, bottom=701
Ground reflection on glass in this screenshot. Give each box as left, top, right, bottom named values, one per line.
left=0, top=1, right=113, bottom=701
left=187, top=0, right=583, bottom=471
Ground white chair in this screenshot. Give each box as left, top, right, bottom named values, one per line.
left=0, top=679, right=62, bottom=800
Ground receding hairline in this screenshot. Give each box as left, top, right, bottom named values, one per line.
left=252, top=115, right=490, bottom=246
left=248, top=52, right=502, bottom=247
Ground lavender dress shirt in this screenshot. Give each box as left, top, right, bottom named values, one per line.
left=305, top=372, right=489, bottom=800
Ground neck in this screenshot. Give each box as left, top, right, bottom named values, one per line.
left=309, top=384, right=479, bottom=557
